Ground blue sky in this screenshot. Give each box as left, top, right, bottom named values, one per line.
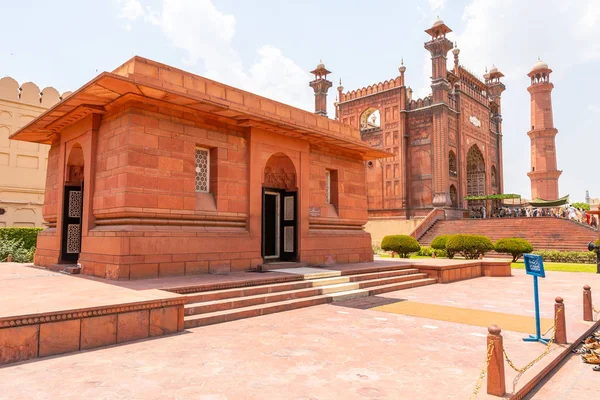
left=1, top=0, right=598, bottom=202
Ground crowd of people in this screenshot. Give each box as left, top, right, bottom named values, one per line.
left=469, top=204, right=599, bottom=228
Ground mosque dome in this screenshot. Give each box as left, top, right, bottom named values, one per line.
left=531, top=58, right=549, bottom=72
left=489, top=65, right=499, bottom=74
left=432, top=17, right=444, bottom=27
left=317, top=60, right=325, bottom=70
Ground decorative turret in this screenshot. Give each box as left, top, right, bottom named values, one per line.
left=452, top=42, right=460, bottom=74
left=309, top=60, right=333, bottom=117
left=424, top=16, right=454, bottom=104
left=526, top=58, right=561, bottom=200
left=398, top=59, right=406, bottom=86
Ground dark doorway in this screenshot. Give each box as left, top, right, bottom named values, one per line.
left=262, top=189, right=297, bottom=262
left=60, top=185, right=83, bottom=263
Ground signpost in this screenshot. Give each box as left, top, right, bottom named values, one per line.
left=523, top=253, right=548, bottom=344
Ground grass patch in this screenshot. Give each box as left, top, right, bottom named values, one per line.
left=377, top=253, right=438, bottom=259
left=511, top=261, right=597, bottom=273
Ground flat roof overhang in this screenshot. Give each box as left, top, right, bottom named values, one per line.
left=10, top=65, right=390, bottom=161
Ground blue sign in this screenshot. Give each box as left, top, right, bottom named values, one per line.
left=524, top=254, right=545, bottom=278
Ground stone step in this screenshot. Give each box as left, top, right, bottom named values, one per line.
left=185, top=272, right=428, bottom=316
left=184, top=277, right=437, bottom=329
left=182, top=266, right=418, bottom=304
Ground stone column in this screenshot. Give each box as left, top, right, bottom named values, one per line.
left=583, top=285, right=593, bottom=322
left=487, top=325, right=505, bottom=397
left=554, top=297, right=567, bottom=344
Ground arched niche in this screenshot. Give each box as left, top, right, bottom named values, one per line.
left=263, top=152, right=297, bottom=191
left=66, top=143, right=85, bottom=185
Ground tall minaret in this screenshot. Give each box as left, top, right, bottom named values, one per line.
left=309, top=61, right=332, bottom=117
left=424, top=17, right=453, bottom=207
left=527, top=58, right=561, bottom=200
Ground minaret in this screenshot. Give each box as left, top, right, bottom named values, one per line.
left=586, top=190, right=590, bottom=204
left=527, top=58, right=561, bottom=200
left=424, top=17, right=454, bottom=207
left=309, top=60, right=332, bottom=117
left=486, top=65, right=506, bottom=194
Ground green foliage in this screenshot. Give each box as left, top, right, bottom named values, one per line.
left=532, top=250, right=596, bottom=264
left=431, top=234, right=456, bottom=259
left=446, top=234, right=494, bottom=259
left=494, top=238, right=534, bottom=262
left=0, top=239, right=35, bottom=263
left=417, top=246, right=448, bottom=258
left=0, top=228, right=41, bottom=263
left=571, top=202, right=591, bottom=211
left=0, top=228, right=42, bottom=249
left=381, top=235, right=421, bottom=258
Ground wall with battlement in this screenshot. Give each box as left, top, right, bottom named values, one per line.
left=0, top=77, right=68, bottom=227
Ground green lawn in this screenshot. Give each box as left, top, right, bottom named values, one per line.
left=511, top=260, right=597, bottom=273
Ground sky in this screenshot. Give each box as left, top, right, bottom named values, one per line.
left=0, top=0, right=598, bottom=202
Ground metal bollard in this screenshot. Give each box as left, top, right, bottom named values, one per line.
left=554, top=297, right=567, bottom=344
left=583, top=285, right=593, bottom=322
left=487, top=325, right=506, bottom=397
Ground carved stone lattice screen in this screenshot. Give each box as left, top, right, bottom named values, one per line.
left=466, top=146, right=485, bottom=197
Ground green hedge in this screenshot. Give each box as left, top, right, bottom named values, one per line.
left=0, top=227, right=42, bottom=263
left=494, top=238, right=534, bottom=262
left=0, top=228, right=42, bottom=249
left=431, top=234, right=456, bottom=259
left=381, top=235, right=421, bottom=258
left=417, top=246, right=448, bottom=258
left=533, top=250, right=597, bottom=264
left=446, top=234, right=494, bottom=259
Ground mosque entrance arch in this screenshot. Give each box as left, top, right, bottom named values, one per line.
left=466, top=145, right=486, bottom=211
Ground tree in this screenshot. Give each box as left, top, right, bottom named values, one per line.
left=494, top=238, right=534, bottom=262
left=381, top=235, right=421, bottom=258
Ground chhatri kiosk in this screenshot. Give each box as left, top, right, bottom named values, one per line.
left=10, top=56, right=388, bottom=280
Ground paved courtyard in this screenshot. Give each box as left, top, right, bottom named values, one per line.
left=1, top=268, right=599, bottom=399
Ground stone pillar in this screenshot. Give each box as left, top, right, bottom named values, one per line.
left=554, top=297, right=567, bottom=344
left=583, top=285, right=593, bottom=322
left=487, top=325, right=506, bottom=397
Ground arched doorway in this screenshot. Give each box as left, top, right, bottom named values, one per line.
left=61, top=144, right=84, bottom=263
left=262, top=153, right=297, bottom=262
left=467, top=145, right=486, bottom=211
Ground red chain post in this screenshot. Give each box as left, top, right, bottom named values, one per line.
left=487, top=325, right=506, bottom=397
left=583, top=285, right=593, bottom=322
left=554, top=297, right=567, bottom=344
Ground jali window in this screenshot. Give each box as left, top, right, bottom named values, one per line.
left=195, top=147, right=210, bottom=193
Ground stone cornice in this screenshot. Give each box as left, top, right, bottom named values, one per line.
left=0, top=298, right=187, bottom=328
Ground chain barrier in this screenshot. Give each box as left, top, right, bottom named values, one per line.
left=503, top=307, right=561, bottom=374
left=470, top=340, right=495, bottom=400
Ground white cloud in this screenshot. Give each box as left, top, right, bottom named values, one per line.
left=117, top=0, right=313, bottom=111
left=119, top=0, right=145, bottom=21
left=428, top=0, right=446, bottom=12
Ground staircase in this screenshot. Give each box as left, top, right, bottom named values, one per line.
left=418, top=217, right=598, bottom=251
left=177, top=265, right=436, bottom=329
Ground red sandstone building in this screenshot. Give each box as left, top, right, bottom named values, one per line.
left=10, top=57, right=388, bottom=280
left=330, top=18, right=506, bottom=217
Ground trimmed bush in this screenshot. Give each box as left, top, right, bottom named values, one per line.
left=494, top=238, right=534, bottom=262
left=532, top=250, right=596, bottom=264
left=431, top=234, right=455, bottom=259
left=381, top=235, right=421, bottom=258
left=0, top=227, right=42, bottom=249
left=446, top=234, right=494, bottom=259
left=417, top=246, right=448, bottom=258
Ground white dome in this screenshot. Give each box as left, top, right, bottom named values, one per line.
left=531, top=58, right=549, bottom=71
left=433, top=17, right=444, bottom=27
left=489, top=65, right=499, bottom=74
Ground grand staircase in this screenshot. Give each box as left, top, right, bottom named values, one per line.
left=173, top=265, right=436, bottom=329
left=418, top=217, right=598, bottom=251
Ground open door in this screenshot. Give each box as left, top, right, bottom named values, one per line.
left=60, top=184, right=83, bottom=263
left=262, top=189, right=297, bottom=262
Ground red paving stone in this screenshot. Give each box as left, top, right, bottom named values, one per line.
left=1, top=267, right=599, bottom=399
